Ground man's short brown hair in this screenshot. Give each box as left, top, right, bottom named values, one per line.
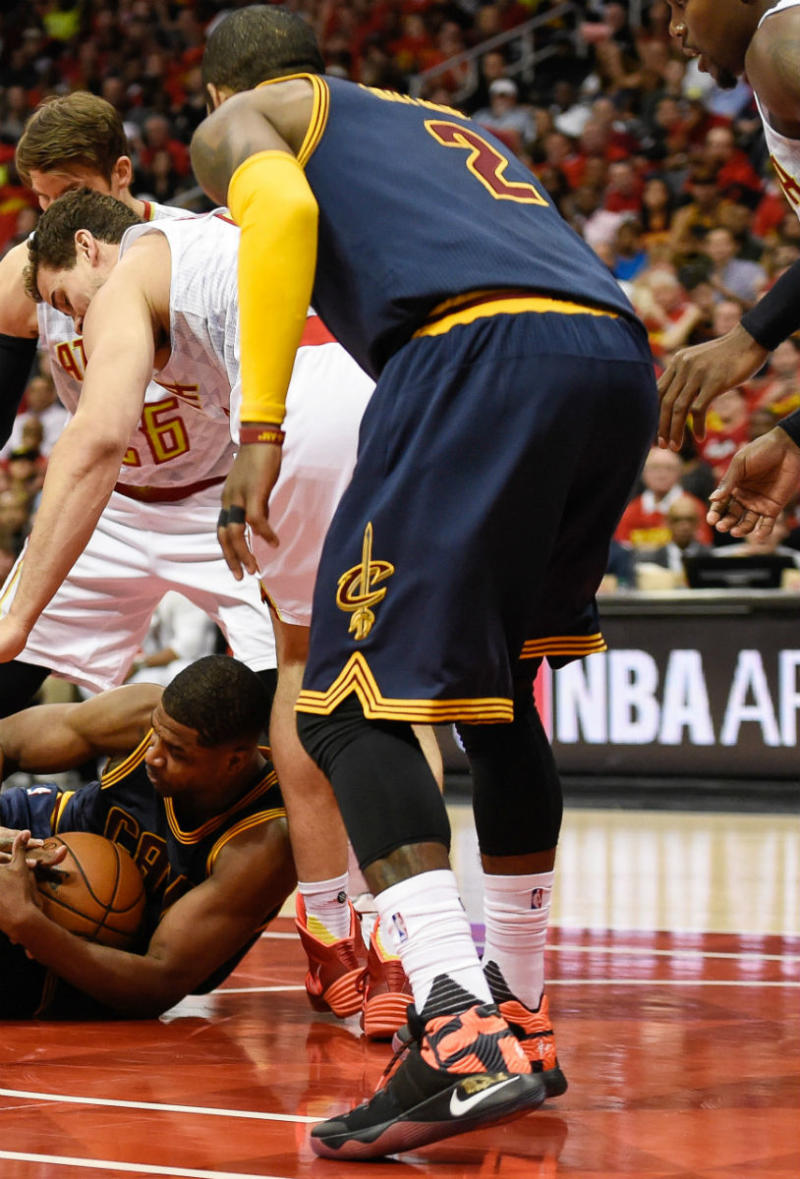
left=24, top=189, right=141, bottom=303
left=16, top=93, right=129, bottom=188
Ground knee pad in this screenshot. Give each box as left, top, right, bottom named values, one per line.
left=456, top=680, right=563, bottom=857
left=297, top=698, right=451, bottom=869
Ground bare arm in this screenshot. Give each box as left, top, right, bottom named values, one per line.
left=192, top=87, right=318, bottom=568
left=0, top=683, right=161, bottom=778
left=0, top=818, right=295, bottom=1017
left=0, top=242, right=39, bottom=338
left=658, top=12, right=800, bottom=451
left=706, top=426, right=800, bottom=536
left=0, top=248, right=165, bottom=659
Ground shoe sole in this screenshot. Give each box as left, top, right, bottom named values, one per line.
left=362, top=992, right=411, bottom=1041
left=306, top=967, right=366, bottom=1018
left=310, top=1072, right=547, bottom=1160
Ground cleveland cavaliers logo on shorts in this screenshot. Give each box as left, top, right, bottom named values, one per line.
left=336, top=522, right=394, bottom=640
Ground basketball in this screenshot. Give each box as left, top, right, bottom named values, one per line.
left=35, top=832, right=146, bottom=950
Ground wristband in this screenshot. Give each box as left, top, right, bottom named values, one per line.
left=741, top=259, right=800, bottom=352
left=239, top=425, right=286, bottom=445
left=778, top=407, right=800, bottom=448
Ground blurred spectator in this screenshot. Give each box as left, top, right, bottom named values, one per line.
left=669, top=164, right=723, bottom=264
left=603, top=159, right=642, bottom=214
left=695, top=387, right=750, bottom=481
left=633, top=267, right=707, bottom=359
left=633, top=494, right=712, bottom=588
left=473, top=78, right=535, bottom=153
left=702, top=124, right=762, bottom=208
left=639, top=173, right=676, bottom=255
left=610, top=217, right=648, bottom=283
left=125, top=590, right=220, bottom=686
left=749, top=337, right=800, bottom=417
left=0, top=484, right=33, bottom=556
left=138, top=114, right=190, bottom=182
left=4, top=446, right=45, bottom=503
left=700, top=225, right=766, bottom=308
left=615, top=446, right=713, bottom=551
left=710, top=297, right=743, bottom=338
left=1, top=371, right=69, bottom=459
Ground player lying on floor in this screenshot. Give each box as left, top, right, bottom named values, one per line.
left=0, top=654, right=296, bottom=1018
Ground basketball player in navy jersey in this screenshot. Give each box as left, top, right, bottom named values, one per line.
left=192, top=6, right=658, bottom=1159
left=659, top=0, right=800, bottom=535
left=0, top=655, right=295, bottom=1019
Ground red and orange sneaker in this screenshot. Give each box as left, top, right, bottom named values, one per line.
left=362, top=917, right=413, bottom=1041
left=310, top=1001, right=546, bottom=1160
left=498, top=993, right=567, bottom=1097
left=295, top=894, right=367, bottom=1018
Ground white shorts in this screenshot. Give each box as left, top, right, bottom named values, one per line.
left=251, top=342, right=374, bottom=626
left=0, top=483, right=276, bottom=694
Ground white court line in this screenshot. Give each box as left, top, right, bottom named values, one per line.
left=0, top=1089, right=317, bottom=1124
left=259, top=931, right=296, bottom=940
left=547, top=943, right=800, bottom=963
left=0, top=1152, right=288, bottom=1179
left=216, top=985, right=307, bottom=994
left=210, top=978, right=800, bottom=996
left=545, top=978, right=800, bottom=987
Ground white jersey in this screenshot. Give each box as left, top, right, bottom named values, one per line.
left=38, top=201, right=235, bottom=493
left=756, top=0, right=800, bottom=220
left=7, top=200, right=276, bottom=690
left=130, top=210, right=375, bottom=627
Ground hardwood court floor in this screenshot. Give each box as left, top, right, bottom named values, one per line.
left=1, top=804, right=798, bottom=1179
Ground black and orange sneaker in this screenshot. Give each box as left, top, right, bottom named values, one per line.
left=497, top=993, right=567, bottom=1097
left=295, top=894, right=367, bottom=1018
left=483, top=963, right=567, bottom=1097
left=362, top=917, right=413, bottom=1041
left=310, top=1001, right=546, bottom=1159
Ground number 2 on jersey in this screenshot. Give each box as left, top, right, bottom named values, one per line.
left=424, top=119, right=548, bottom=205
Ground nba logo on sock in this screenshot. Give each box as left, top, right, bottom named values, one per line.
left=531, top=888, right=544, bottom=910
left=390, top=911, right=408, bottom=944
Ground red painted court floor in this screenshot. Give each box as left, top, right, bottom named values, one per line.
left=1, top=806, right=798, bottom=1178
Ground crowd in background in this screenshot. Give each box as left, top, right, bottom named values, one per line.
left=3, top=0, right=800, bottom=587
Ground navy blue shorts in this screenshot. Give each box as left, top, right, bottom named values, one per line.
left=298, top=304, right=657, bottom=723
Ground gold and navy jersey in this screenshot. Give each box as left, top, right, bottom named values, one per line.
left=295, top=75, right=639, bottom=377
left=52, top=736, right=285, bottom=992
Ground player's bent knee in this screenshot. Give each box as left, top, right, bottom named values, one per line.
left=297, top=702, right=451, bottom=869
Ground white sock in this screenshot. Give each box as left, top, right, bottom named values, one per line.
left=375, top=869, right=491, bottom=1016
left=298, top=872, right=351, bottom=943
left=482, top=870, right=553, bottom=1010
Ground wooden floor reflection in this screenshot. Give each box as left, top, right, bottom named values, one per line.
left=1, top=803, right=797, bottom=1178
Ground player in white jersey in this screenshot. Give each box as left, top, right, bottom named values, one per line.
left=659, top=0, right=800, bottom=535
left=0, top=92, right=276, bottom=710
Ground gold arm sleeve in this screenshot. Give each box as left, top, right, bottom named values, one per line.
left=227, top=150, right=319, bottom=426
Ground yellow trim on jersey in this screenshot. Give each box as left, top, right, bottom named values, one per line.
left=51, top=790, right=76, bottom=833
left=165, top=767, right=279, bottom=845
left=205, top=807, right=287, bottom=875
left=0, top=558, right=22, bottom=610
left=100, top=731, right=151, bottom=788
left=520, top=633, right=607, bottom=660
left=255, top=74, right=330, bottom=167
left=414, top=292, right=618, bottom=339
left=296, top=651, right=514, bottom=723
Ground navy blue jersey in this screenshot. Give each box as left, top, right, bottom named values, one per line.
left=294, top=75, right=638, bottom=377
left=52, top=735, right=285, bottom=991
